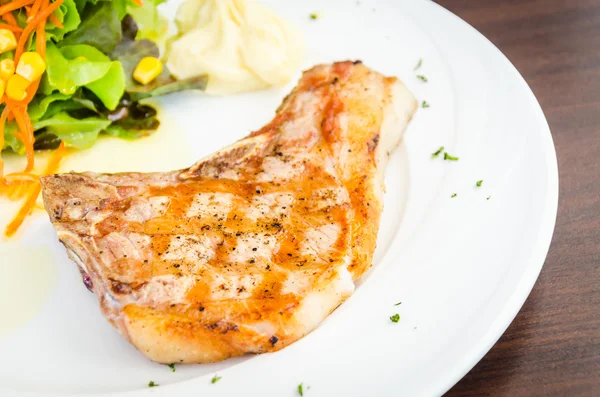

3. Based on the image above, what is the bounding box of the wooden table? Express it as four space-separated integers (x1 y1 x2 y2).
434 0 600 395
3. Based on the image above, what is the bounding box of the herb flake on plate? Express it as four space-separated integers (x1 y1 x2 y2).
432 146 444 158
298 383 309 396
211 375 222 384
414 58 423 71
390 313 400 323
443 152 459 161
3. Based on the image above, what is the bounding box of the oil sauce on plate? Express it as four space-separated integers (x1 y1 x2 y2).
0 245 57 335
59 109 195 174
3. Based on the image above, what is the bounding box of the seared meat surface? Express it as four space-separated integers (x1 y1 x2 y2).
41 61 417 363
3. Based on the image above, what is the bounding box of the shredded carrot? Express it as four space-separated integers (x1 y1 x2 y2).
5 101 34 172
1 11 18 27
35 2 49 58
4 142 66 237
0 23 23 32
0 182 35 201
0 0 35 17
3 172 39 183
0 107 8 179
1 0 70 237
24 77 41 103
30 0 43 18
15 0 63 64
4 0 62 170
132 0 143 6
48 12 61 28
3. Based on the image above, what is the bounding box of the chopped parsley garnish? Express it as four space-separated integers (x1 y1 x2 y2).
298 383 305 396
390 313 400 323
148 381 158 388
451 193 457 198
414 58 423 71
416 75 428 82
487 195 491 200
310 12 319 20
211 375 222 384
476 180 483 187
394 302 402 306
422 100 430 108
432 146 444 158
167 363 175 372
443 152 459 161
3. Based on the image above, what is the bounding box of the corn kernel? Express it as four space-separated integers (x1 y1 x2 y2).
6 74 30 101
0 59 14 80
0 79 5 99
0 29 16 54
16 52 46 82
133 57 163 85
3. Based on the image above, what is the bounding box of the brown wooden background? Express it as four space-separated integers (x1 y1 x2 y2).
433 0 600 396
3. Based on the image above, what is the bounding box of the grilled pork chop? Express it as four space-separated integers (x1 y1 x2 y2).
41 61 417 364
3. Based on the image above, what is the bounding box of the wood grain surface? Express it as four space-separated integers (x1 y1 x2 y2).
433 0 600 396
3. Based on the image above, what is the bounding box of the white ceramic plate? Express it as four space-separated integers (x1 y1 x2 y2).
0 0 558 396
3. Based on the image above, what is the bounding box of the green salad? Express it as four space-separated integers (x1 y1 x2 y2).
1 0 207 155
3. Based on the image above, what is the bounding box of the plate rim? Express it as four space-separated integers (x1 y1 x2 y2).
425 1 559 395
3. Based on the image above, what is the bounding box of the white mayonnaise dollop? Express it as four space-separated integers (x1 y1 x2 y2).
167 0 304 95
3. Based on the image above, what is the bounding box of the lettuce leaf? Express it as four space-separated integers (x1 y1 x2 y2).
85 62 125 110
126 0 167 42
33 112 111 149
111 36 159 91
60 43 110 61
28 93 73 120
59 1 122 53
129 75 208 101
61 44 126 110
45 0 81 42
44 43 77 95
45 43 125 110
